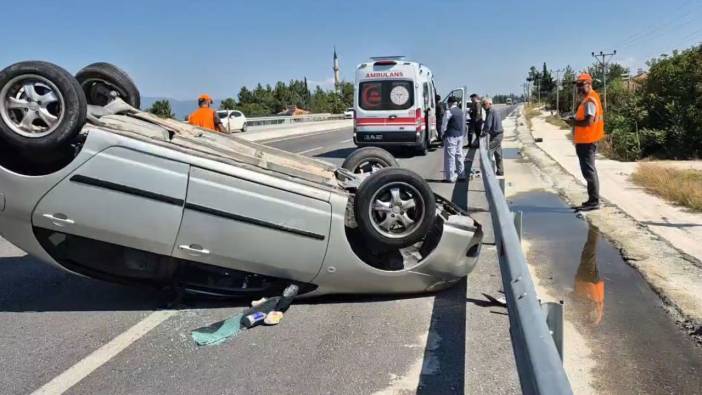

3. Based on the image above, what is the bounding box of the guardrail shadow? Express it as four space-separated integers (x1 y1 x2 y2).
417 277 467 394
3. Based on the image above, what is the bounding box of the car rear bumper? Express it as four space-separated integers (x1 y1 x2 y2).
353 131 423 147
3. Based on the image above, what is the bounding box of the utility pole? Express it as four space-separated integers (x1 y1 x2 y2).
591 50 616 112
554 68 563 115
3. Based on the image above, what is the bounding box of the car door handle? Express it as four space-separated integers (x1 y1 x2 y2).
178 244 210 256
43 213 75 226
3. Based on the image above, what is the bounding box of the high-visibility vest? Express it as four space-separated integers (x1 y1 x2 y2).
574 90 605 144
188 107 217 131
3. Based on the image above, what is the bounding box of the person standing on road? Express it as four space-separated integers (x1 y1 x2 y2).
469 94 485 148
481 98 504 176
188 94 226 133
441 96 466 182
567 73 604 211
435 94 445 143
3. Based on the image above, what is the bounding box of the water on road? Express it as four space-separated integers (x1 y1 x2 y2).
510 190 702 394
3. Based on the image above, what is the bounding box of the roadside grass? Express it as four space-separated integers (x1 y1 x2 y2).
524 104 541 130
544 115 569 130
631 163 702 212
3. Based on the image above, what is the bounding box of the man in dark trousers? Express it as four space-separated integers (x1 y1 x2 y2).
567 73 605 211
468 93 484 147
435 94 445 143
481 98 504 175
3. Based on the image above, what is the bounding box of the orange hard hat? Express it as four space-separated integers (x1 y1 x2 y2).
198 94 213 103
576 73 593 83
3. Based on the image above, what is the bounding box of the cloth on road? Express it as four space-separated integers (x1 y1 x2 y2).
488 133 504 175
576 142 600 203
444 135 466 181
191 313 244 346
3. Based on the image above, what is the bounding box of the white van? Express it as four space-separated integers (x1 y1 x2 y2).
353 57 438 155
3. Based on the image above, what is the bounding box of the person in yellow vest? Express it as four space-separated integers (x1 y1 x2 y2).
568 73 605 211
188 94 226 133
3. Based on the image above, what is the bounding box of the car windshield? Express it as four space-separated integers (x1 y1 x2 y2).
358 80 414 111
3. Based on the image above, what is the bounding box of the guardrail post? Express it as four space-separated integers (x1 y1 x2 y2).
540 301 565 361
512 210 523 241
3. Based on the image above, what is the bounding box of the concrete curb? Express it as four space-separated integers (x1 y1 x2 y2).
514 106 702 343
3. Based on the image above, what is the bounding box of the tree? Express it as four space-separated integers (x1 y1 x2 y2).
147 100 175 118
220 98 237 110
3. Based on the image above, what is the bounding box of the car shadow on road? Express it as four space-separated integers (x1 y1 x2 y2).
317 146 426 161
315 147 357 159
0 254 433 312
0 255 169 312
417 277 467 394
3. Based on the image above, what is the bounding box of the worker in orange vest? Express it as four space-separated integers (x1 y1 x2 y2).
568 73 604 211
188 94 226 133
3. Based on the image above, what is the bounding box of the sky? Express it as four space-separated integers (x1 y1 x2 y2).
2 0 700 101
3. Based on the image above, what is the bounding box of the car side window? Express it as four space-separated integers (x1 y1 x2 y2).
422 82 429 109
232 112 242 118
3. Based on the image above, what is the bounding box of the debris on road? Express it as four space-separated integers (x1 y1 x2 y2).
191 313 244 346
191 284 300 345
264 311 284 325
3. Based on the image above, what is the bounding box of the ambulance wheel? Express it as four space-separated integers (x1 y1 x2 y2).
415 132 428 156
75 62 140 108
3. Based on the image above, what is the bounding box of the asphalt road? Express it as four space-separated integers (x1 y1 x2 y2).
0 107 520 394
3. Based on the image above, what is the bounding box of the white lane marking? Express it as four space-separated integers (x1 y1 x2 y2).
32 310 178 395
296 146 325 155
261 127 350 144
295 138 355 155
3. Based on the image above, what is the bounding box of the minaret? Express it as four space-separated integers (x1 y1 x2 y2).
333 46 340 93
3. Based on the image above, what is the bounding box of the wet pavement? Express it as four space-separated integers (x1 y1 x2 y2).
510 190 702 394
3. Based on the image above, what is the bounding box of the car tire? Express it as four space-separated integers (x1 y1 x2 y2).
342 147 398 174
241 123 247 133
0 61 87 153
75 62 141 108
355 168 436 250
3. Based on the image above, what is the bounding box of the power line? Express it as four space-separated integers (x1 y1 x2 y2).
615 0 698 49
591 50 616 113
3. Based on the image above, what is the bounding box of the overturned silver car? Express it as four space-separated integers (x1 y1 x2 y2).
0 61 482 297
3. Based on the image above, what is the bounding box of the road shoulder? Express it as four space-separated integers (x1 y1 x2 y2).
517 108 702 342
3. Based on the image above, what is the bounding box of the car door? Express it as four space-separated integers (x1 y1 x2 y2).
229 111 244 130
32 147 188 256
172 167 331 282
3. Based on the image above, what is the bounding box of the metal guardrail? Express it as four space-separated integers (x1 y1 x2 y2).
246 113 347 128
479 118 573 394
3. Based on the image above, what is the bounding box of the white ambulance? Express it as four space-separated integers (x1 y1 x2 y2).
353 57 439 155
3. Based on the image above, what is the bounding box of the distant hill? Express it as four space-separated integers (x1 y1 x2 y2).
141 97 223 120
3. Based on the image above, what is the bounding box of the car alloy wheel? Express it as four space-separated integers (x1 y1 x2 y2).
0 74 64 138
354 159 387 174
368 181 424 239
